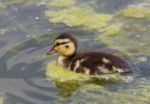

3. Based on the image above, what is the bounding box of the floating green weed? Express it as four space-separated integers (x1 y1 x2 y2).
0 97 3 104
65 84 150 104
45 6 112 30
121 6 150 19
47 62 119 83
98 23 150 61
45 7 92 27
101 23 122 36
48 0 76 8
46 62 120 98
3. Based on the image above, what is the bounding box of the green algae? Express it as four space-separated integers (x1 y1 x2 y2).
99 34 150 60
2 0 33 6
48 0 76 8
45 7 112 30
98 22 150 61
45 7 92 27
4 0 27 5
47 62 121 98
0 4 6 10
101 23 122 36
47 62 119 82
83 14 112 30
56 81 104 98
121 6 150 19
0 29 7 36
97 4 150 61
0 97 3 104
2 0 46 6
104 90 150 104
66 84 150 104
46 62 121 88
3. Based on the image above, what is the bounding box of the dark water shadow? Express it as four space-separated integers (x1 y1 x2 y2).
137 59 150 78
23 90 55 102
0 41 7 48
0 34 52 78
0 34 59 103
94 0 134 13
6 93 36 104
0 57 46 78
54 75 120 99
23 79 56 92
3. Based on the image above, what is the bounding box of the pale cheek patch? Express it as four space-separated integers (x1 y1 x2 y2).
55 42 75 56
54 47 58 50
102 57 111 64
64 42 75 55
56 45 68 54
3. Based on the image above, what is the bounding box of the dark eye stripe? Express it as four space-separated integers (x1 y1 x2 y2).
55 41 70 47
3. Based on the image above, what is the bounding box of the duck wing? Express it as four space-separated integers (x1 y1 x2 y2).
71 52 131 75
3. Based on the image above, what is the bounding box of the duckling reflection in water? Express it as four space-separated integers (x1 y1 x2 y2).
47 33 131 75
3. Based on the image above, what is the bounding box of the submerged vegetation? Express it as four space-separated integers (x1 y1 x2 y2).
0 97 3 104
45 7 92 27
98 24 150 60
48 0 76 8
100 23 122 36
83 14 112 30
121 5 150 19
68 85 150 104
45 7 112 30
48 62 150 102
46 62 120 97
46 62 119 83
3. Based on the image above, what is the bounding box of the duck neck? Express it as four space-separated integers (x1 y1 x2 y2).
57 52 76 68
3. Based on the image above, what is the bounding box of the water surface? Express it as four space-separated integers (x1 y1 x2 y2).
0 0 150 104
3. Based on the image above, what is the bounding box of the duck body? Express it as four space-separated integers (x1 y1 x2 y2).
47 33 131 75
58 51 130 75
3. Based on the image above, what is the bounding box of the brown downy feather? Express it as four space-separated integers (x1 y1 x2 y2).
63 51 131 75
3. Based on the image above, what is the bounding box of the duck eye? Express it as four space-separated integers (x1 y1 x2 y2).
65 45 69 48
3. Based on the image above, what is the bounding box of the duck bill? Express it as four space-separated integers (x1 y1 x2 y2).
46 48 56 56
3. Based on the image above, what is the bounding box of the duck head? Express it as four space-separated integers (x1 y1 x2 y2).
47 33 77 57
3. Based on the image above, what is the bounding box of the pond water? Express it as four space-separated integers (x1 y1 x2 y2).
0 0 150 104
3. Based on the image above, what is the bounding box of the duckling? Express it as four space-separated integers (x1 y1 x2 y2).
46 32 131 75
